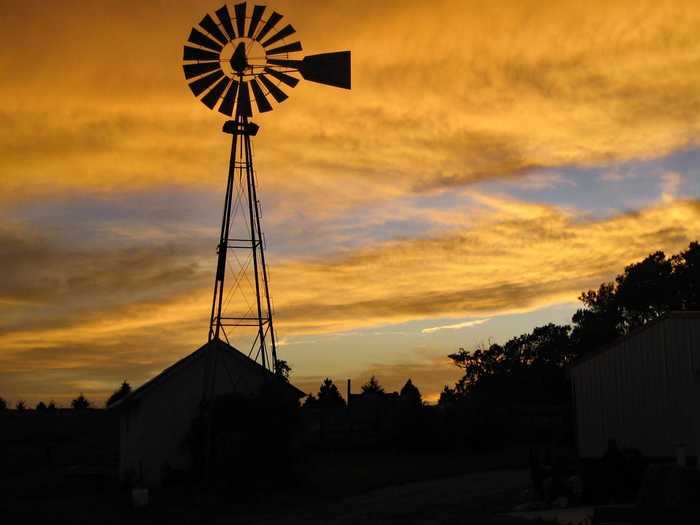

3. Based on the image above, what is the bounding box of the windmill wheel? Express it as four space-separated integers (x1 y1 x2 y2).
183 2 351 118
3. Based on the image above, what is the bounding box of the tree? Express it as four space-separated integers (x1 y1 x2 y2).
361 375 384 395
16 400 26 411
571 242 700 353
447 324 573 403
671 241 700 310
106 381 132 407
0 397 6 411
446 242 700 406
36 401 48 412
275 359 292 382
615 251 674 327
302 394 318 408
399 379 422 408
317 378 345 408
438 386 457 408
71 394 91 410
47 401 57 412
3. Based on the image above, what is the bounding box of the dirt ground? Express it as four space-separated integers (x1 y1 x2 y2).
230 469 531 524
2 413 540 524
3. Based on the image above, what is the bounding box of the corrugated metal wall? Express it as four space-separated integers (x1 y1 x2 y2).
571 314 700 458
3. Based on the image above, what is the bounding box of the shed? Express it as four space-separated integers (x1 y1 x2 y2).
111 338 304 486
570 311 700 459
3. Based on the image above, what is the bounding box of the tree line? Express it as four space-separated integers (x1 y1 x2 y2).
2 242 697 417
0 380 132 412
440 241 700 407
302 375 423 410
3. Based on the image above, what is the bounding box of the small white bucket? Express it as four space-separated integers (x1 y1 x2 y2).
132 488 149 508
675 443 687 467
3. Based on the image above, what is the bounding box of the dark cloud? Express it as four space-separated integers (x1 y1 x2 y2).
0 224 210 334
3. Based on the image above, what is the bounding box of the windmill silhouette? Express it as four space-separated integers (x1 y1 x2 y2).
183 2 351 374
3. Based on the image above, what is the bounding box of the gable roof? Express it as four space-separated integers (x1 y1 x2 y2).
109 338 304 410
569 310 700 369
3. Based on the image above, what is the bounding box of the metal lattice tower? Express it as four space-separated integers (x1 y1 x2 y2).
208 113 277 369
183 2 351 373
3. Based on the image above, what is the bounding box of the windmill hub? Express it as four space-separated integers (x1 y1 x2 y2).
230 42 249 73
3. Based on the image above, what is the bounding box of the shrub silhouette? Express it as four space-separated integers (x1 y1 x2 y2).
186 381 301 489
275 359 292 382
0 397 6 411
16 400 26 411
302 393 317 408
361 375 384 395
36 401 48 412
71 394 91 410
399 379 422 408
317 378 345 408
106 381 132 407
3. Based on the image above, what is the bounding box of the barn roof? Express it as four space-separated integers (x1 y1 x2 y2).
569 310 700 369
109 338 304 410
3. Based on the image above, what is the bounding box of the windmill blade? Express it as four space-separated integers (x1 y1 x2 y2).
215 5 236 40
199 14 229 46
259 74 288 103
183 46 220 62
261 24 295 48
266 41 302 56
188 27 223 52
255 12 283 43
219 80 239 116
183 61 221 80
248 5 266 38
202 77 232 109
250 79 273 113
189 69 225 96
234 3 247 38
300 51 351 89
264 67 299 88
267 58 302 69
237 81 253 117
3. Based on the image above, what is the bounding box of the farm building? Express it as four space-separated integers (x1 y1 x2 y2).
570 311 700 459
111 338 304 486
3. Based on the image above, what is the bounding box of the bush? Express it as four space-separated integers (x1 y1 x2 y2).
106 381 132 407
71 394 91 410
185 381 301 490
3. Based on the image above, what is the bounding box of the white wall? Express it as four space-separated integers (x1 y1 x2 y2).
119 344 271 486
571 315 700 458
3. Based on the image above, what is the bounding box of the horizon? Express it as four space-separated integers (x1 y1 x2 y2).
2 0 700 406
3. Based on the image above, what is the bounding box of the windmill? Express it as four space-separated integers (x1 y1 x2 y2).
183 3 351 374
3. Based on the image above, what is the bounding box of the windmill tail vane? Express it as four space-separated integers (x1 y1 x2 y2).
183 2 351 373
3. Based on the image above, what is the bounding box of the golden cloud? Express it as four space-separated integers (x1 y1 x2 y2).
3 1 700 404
1 197 697 404
271 198 700 334
3 1 700 212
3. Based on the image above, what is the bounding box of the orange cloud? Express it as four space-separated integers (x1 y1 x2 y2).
1 197 697 404
271 198 700 334
3 1 700 213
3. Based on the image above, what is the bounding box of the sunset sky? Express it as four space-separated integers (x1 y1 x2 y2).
1 0 699 405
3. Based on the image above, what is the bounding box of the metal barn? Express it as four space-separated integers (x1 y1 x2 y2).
570 312 700 459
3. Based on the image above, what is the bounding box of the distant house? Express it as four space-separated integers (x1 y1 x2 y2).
111 339 304 486
570 312 700 459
